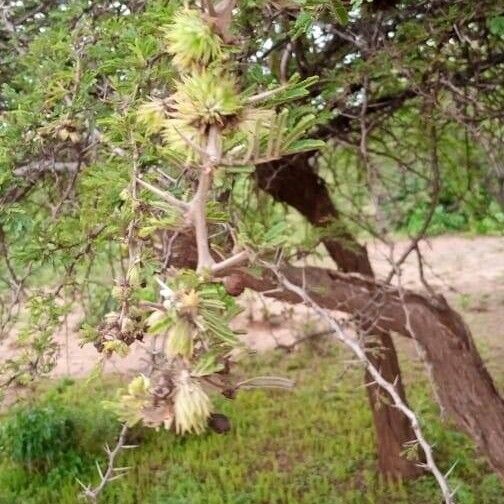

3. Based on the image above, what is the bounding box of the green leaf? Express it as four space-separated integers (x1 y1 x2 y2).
282 114 319 149
330 0 349 25
224 164 255 174
264 75 319 107
200 308 238 345
292 11 314 39
263 221 289 246
146 310 173 334
488 16 504 37
285 138 325 155
191 352 224 377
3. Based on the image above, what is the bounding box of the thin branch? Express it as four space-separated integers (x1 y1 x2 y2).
172 126 210 159
191 171 214 272
266 263 456 504
79 424 131 502
136 177 189 211
384 108 441 285
211 250 249 274
189 125 221 272
246 82 290 105
275 328 336 352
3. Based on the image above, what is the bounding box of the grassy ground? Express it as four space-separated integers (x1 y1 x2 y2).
1 342 503 504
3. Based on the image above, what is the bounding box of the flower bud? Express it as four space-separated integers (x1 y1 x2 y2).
179 289 199 316
173 371 212 435
127 264 141 288
166 318 195 358
128 374 151 397
103 339 130 357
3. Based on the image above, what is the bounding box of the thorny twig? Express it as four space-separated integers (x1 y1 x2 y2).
78 424 136 502
265 262 457 504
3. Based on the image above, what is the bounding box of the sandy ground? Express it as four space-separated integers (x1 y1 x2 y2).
2 235 503 381
241 235 504 355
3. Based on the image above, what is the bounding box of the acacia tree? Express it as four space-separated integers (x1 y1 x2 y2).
1 0 504 499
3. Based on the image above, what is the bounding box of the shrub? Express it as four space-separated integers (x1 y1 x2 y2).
0 404 78 472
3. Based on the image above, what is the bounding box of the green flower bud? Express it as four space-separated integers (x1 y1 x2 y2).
166 318 195 358
103 339 130 357
128 374 151 397
169 70 242 129
137 99 167 134
104 374 151 427
164 9 223 71
119 188 130 201
174 371 212 435
127 264 141 288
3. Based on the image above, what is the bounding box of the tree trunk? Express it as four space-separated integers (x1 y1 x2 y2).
256 157 424 479
237 264 504 480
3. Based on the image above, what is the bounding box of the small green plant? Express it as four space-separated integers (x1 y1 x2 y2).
0 404 77 473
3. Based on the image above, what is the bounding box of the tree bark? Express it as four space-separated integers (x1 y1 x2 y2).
237 264 504 480
256 157 424 478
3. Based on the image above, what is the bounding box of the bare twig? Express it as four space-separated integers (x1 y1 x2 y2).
211 250 249 274
136 177 189 211
266 262 456 504
275 328 336 352
79 424 133 501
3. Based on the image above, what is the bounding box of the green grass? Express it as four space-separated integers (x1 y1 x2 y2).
0 347 503 504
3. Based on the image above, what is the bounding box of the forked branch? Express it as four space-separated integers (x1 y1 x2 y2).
78 424 136 502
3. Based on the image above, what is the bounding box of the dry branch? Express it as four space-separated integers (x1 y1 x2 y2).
78 424 134 502
270 265 455 503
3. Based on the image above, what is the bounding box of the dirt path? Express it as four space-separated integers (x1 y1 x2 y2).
369 235 504 379
370 235 504 295
2 235 503 380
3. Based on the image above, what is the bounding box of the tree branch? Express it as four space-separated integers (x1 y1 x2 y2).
136 177 189 211
79 424 134 502
189 125 221 272
211 250 249 274
77 424 136 502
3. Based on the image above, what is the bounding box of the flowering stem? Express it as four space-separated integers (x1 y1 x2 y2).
190 125 221 272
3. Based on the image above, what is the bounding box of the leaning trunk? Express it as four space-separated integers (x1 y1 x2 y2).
257 158 423 478
166 229 504 480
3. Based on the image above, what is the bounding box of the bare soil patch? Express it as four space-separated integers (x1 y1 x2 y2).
2 235 503 381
